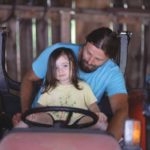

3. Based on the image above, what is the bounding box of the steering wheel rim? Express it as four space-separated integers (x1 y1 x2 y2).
22 106 98 129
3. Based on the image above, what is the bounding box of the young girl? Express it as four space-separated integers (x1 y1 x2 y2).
14 47 107 130
36 47 107 129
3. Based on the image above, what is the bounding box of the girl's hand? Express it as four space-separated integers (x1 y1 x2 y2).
96 112 107 122
93 112 108 131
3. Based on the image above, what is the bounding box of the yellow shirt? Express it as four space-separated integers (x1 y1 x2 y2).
38 81 97 124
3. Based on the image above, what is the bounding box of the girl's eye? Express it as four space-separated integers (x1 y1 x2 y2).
63 64 69 67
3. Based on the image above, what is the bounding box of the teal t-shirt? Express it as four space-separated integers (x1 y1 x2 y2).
32 42 127 106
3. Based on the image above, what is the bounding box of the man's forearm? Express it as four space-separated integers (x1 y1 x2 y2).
20 69 41 113
20 77 34 113
107 109 128 140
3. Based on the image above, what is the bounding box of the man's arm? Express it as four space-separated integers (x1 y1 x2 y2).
20 68 41 113
107 93 128 140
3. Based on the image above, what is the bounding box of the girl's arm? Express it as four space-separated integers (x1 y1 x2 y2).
89 102 108 130
88 102 100 113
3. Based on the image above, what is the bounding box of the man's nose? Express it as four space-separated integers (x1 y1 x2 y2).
87 57 94 65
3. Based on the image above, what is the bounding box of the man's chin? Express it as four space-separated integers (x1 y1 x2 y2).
78 60 98 73
80 65 97 73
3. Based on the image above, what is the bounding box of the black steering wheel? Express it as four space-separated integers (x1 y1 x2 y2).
22 106 98 129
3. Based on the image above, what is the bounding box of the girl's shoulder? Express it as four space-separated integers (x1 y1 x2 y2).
78 80 91 89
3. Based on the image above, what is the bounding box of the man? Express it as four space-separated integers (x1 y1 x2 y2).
19 27 128 140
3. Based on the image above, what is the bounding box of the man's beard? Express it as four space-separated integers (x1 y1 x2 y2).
78 58 98 73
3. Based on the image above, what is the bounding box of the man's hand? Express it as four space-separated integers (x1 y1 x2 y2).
12 113 22 127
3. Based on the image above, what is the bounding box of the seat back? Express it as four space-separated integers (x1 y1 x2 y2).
118 31 131 74
99 31 131 120
0 28 21 120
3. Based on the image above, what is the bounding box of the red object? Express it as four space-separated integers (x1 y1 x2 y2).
0 129 121 150
128 89 146 150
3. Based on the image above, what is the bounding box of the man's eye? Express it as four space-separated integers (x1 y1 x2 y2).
95 58 101 61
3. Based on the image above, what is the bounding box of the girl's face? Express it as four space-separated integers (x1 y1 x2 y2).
55 55 71 84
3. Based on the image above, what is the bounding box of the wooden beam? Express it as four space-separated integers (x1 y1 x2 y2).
60 10 71 42
0 5 150 19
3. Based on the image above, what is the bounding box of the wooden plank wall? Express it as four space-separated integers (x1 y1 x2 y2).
0 0 150 90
